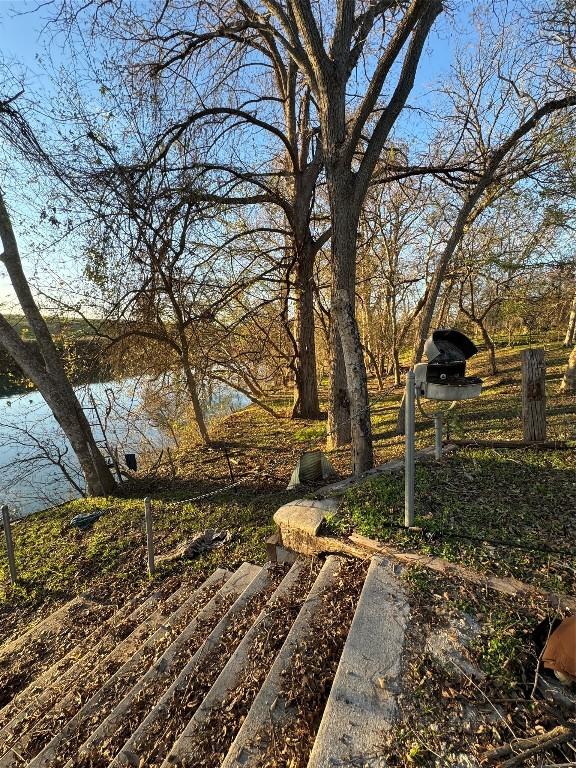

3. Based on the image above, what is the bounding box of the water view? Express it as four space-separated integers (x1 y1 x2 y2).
0 381 248 517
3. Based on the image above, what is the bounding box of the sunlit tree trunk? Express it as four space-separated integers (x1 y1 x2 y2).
291 233 321 419
564 289 576 347
476 319 498 375
561 344 576 393
327 178 373 473
327 314 351 448
0 193 116 496
179 335 211 445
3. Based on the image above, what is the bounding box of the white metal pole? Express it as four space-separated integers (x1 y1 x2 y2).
434 413 443 460
404 371 415 527
2 505 17 585
144 497 155 577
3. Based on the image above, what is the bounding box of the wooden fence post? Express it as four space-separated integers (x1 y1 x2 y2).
144 497 155 577
521 348 547 442
2 505 17 585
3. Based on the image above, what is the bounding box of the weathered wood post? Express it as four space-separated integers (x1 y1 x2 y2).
521 348 547 442
2 505 17 585
144 497 155 577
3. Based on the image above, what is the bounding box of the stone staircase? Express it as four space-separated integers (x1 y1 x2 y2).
0 556 408 767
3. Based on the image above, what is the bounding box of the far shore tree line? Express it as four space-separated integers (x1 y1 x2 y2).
0 329 111 397
0 0 575 496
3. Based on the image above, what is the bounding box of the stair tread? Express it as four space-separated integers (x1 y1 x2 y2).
71 563 265 767
0 568 232 767
0 597 88 664
0 597 113 716
100 561 274 768
307 556 409 768
25 565 252 768
219 555 343 768
0 578 199 744
155 558 311 768
0 553 407 768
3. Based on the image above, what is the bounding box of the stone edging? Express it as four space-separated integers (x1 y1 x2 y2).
272 498 576 614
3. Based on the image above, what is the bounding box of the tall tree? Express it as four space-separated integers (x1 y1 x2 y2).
0 88 118 496
64 0 445 474
267 0 443 473
393 10 576 431
67 3 329 420
0 190 116 495
564 289 576 347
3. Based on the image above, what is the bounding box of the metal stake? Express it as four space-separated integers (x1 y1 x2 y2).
2 505 17 585
434 413 443 460
144 497 155 577
404 371 415 527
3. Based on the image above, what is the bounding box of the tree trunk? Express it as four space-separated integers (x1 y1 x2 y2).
0 194 116 496
291 237 321 419
561 343 576 394
327 319 351 447
178 330 211 445
38 380 117 495
564 289 576 347
438 280 454 327
183 364 211 445
392 346 402 386
0 317 116 495
365 346 384 389
332 287 374 474
389 291 402 386
477 320 497 374
327 179 373 474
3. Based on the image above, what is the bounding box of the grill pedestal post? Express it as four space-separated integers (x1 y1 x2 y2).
404 371 415 527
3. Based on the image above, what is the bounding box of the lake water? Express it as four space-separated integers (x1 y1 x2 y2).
0 380 248 517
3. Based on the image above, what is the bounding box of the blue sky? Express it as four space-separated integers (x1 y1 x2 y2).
1 1 53 79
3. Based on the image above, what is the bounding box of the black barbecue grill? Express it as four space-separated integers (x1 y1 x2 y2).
415 329 483 400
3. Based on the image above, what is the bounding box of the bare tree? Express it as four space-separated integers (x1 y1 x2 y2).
564 289 576 347
0 188 116 495
59 2 330 420
392 11 576 431
455 195 565 374
358 175 438 386
64 0 445 473
561 345 576 393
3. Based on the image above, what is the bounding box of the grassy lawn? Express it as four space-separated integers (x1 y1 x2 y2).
327 339 576 596
338 447 576 593
0 337 574 642
0 482 302 644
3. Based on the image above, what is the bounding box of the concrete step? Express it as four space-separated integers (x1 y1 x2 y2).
24 564 258 768
0 553 413 768
160 557 313 768
0 596 87 664
69 563 270 767
102 563 292 766
219 555 344 768
0 594 143 734
307 556 409 768
0 577 199 747
0 597 114 713
0 567 233 767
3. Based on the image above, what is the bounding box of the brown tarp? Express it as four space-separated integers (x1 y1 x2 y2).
543 616 576 680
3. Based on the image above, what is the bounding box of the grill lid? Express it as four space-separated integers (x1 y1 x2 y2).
424 329 478 364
